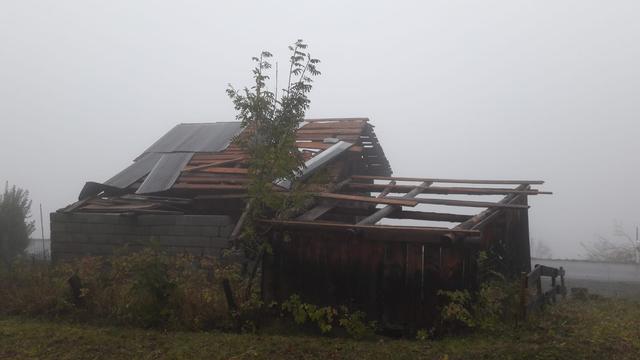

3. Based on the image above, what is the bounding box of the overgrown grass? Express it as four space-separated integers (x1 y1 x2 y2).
1 298 639 359
0 250 251 331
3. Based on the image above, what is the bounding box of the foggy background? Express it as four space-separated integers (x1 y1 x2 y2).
1 0 638 259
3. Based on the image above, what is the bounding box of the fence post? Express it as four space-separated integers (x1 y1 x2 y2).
535 266 543 308
551 275 557 303
519 272 528 320
559 266 566 299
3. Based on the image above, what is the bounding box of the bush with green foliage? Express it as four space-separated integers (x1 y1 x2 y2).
437 290 475 332
280 295 376 339
0 249 250 330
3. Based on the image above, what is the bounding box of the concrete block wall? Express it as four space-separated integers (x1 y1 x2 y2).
50 212 234 261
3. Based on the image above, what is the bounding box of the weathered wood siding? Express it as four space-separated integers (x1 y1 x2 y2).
263 202 531 329
50 213 233 261
263 232 478 329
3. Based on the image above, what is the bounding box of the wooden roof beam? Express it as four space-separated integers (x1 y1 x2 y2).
328 207 473 223
260 219 480 244
357 181 431 225
313 193 419 207
348 183 551 195
456 185 529 230
384 196 529 209
351 175 544 185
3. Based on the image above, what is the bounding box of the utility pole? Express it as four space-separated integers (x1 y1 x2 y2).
636 225 639 265
39 204 46 260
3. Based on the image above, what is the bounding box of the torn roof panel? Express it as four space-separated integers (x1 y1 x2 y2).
139 122 243 157
104 153 163 188
136 152 194 194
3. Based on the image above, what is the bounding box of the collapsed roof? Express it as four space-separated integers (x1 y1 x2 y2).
60 117 549 241
65 118 392 213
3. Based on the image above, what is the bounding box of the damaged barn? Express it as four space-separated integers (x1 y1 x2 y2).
51 117 549 328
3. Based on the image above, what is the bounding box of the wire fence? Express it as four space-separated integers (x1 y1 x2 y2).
25 238 51 262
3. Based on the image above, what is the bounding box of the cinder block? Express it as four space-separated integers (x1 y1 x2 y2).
211 236 232 248
158 235 211 248
218 225 233 237
176 215 231 227
196 226 219 236
50 222 67 232
137 215 178 226
50 212 72 223
117 215 139 226
146 225 178 236
82 213 122 224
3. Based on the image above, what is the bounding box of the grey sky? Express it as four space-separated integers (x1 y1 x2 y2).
1 0 638 258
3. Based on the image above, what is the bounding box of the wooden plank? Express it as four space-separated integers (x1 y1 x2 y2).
300 121 365 129
385 196 530 209
351 175 545 185
357 181 431 225
60 196 94 213
296 201 337 221
289 178 352 220
455 186 528 230
178 176 249 184
348 183 550 195
183 157 245 172
376 180 397 198
190 154 248 161
314 193 419 207
172 184 247 190
178 173 248 180
295 134 361 142
303 117 368 123
194 194 248 200
391 210 472 223
295 141 363 152
297 128 363 135
198 167 249 175
325 207 472 223
260 219 480 243
538 265 559 277
526 265 543 285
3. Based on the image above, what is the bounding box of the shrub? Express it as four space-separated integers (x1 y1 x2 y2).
474 280 521 331
437 290 475 333
0 259 73 316
0 249 249 331
280 295 376 339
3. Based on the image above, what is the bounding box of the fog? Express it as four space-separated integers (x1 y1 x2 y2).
1 1 639 258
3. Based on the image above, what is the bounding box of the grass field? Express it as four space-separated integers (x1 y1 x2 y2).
1 298 639 360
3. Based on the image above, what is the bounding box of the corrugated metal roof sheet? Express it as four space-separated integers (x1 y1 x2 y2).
104 153 162 188
138 122 243 158
106 122 243 190
136 152 194 194
275 140 353 189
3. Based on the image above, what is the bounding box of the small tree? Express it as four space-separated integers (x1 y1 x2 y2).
227 40 320 258
0 183 35 266
582 221 640 263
